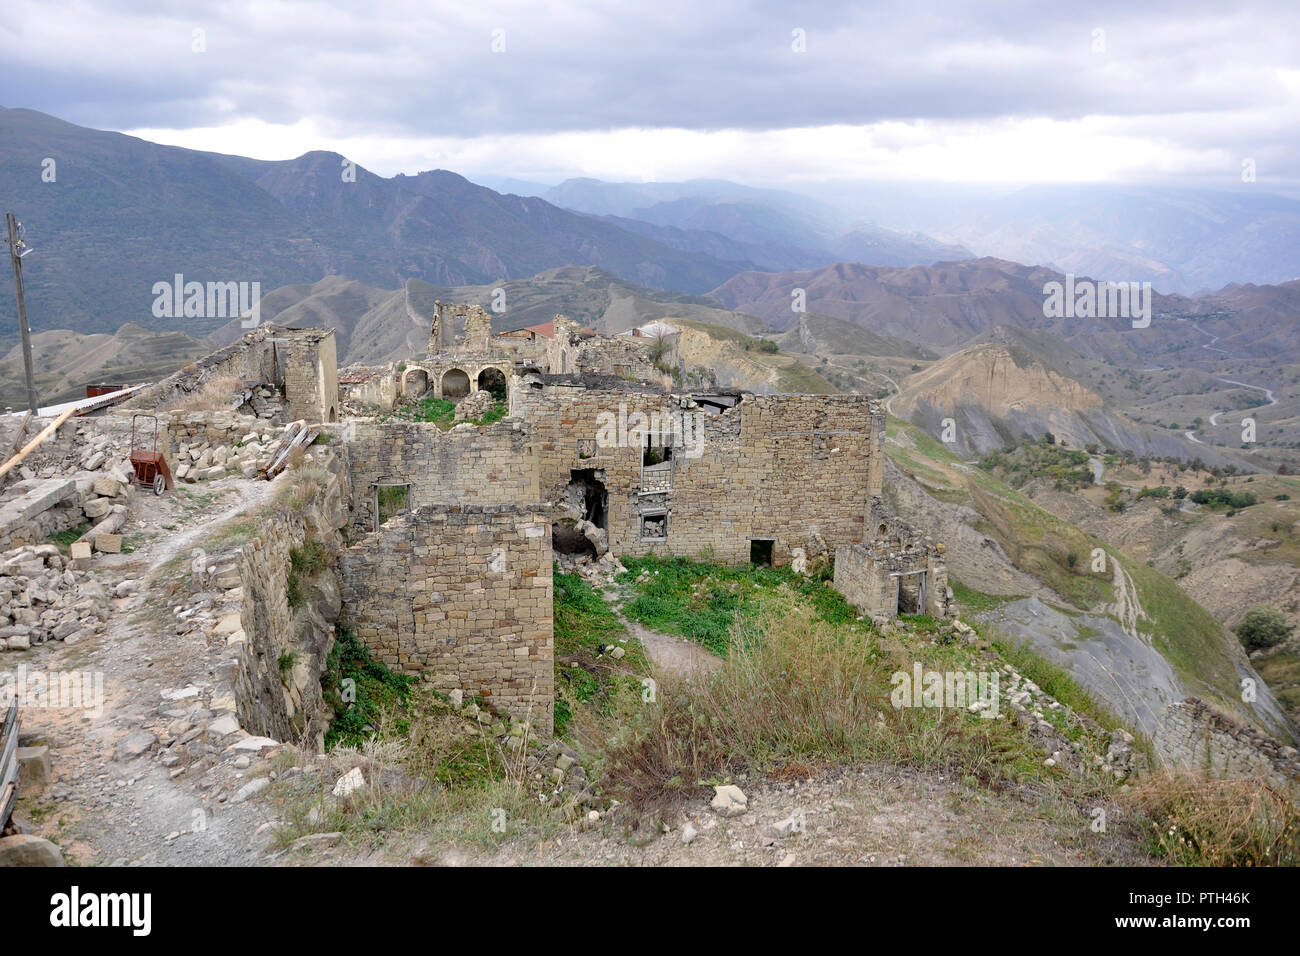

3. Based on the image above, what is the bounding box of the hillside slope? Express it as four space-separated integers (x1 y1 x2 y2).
881 416 1293 742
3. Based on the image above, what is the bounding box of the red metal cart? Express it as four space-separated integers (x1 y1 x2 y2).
129 414 174 495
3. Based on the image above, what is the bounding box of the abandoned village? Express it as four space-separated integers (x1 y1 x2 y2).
0 301 1295 867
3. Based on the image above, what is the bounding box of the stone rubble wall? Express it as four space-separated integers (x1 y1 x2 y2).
120 325 284 413
339 365 400 411
0 542 111 652
340 419 538 538
164 411 281 484
1154 698 1300 788
338 504 554 734
189 449 351 750
0 415 139 487
0 463 135 559
833 539 953 621
513 385 884 565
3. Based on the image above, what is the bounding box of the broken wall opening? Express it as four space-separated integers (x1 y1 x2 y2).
640 510 668 541
750 538 774 566
567 469 607 529
554 469 607 558
403 369 429 398
477 367 508 400
374 483 411 531
894 570 926 615
641 433 674 492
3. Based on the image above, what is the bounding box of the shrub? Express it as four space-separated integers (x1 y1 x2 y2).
322 627 414 750
286 539 333 608
601 602 1033 808
1235 605 1293 652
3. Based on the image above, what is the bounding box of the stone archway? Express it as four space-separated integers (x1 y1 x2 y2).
402 367 430 398
441 367 471 399
477 366 507 400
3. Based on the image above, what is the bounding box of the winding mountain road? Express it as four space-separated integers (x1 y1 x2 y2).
1184 375 1278 445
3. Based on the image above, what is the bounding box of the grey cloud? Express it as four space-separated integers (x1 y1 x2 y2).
2 0 1297 166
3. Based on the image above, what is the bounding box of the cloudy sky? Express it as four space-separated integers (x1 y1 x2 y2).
3 0 1298 186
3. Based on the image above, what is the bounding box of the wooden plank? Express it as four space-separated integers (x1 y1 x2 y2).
0 698 18 828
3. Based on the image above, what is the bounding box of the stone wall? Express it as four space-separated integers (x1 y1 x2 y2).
339 365 400 411
513 384 885 565
121 325 283 413
1154 698 1300 788
222 450 350 748
284 329 339 424
0 414 139 487
544 315 664 381
833 539 953 621
119 324 336 425
338 504 554 733
398 359 512 401
429 301 493 354
339 419 538 538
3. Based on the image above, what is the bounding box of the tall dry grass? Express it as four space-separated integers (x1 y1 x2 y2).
163 372 245 413
1127 772 1300 866
600 603 1036 809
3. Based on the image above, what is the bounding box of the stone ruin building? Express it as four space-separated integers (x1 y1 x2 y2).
0 307 952 743
3 301 1297 794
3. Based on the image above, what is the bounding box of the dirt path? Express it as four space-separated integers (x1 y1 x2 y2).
623 618 721 677
1102 558 1147 642
13 476 282 865
290 764 1149 868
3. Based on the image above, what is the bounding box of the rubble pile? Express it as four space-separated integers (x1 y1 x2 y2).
0 543 114 651
173 430 274 483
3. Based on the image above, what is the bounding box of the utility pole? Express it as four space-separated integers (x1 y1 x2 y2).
5 212 39 416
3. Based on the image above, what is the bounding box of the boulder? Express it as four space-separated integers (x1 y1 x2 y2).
0 835 65 867
710 784 748 817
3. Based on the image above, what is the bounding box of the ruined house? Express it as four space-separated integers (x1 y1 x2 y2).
313 305 954 730
0 306 953 739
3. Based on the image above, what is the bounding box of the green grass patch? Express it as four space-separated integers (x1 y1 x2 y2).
554 569 647 736
379 397 509 430
46 523 92 554
286 539 333 609
992 636 1130 737
949 577 1018 614
322 627 415 750
617 555 856 655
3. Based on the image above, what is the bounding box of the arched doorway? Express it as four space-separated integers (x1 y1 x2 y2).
477 366 507 400
402 368 429 398
441 368 471 399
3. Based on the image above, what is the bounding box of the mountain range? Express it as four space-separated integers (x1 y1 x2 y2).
0 107 757 342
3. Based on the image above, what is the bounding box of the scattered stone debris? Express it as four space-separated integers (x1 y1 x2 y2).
0 543 108 650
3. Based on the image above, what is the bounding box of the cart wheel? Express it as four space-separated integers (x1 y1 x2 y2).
152 474 166 496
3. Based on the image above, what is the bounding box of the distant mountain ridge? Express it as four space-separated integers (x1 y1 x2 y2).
0 107 754 342
540 176 973 272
